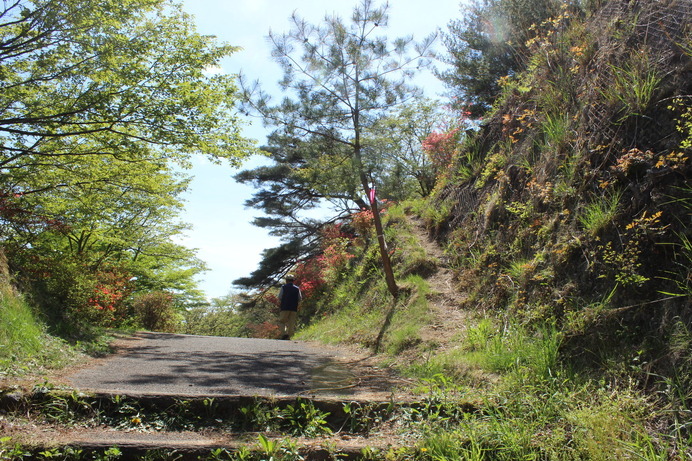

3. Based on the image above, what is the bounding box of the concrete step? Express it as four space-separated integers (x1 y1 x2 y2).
1 387 478 459
4 423 390 460
0 388 426 432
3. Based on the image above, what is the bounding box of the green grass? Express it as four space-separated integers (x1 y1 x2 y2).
607 54 662 122
579 189 623 236
0 287 43 352
410 318 563 384
406 363 667 460
542 112 571 151
298 201 690 459
384 275 431 355
0 285 45 371
0 280 95 377
297 265 391 346
300 206 437 354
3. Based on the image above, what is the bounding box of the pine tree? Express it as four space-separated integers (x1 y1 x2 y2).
240 0 435 298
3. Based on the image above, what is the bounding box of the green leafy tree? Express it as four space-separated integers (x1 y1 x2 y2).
235 99 446 288
183 292 257 337
0 0 251 168
0 0 252 237
233 128 368 287
439 0 562 114
0 0 253 325
366 98 446 197
240 0 435 297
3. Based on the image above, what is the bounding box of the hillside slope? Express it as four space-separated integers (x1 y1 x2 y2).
301 1 690 458
427 0 691 375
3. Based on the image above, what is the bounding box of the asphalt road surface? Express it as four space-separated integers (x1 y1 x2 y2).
67 332 345 397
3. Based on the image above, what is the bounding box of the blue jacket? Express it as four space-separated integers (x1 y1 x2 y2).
279 283 302 311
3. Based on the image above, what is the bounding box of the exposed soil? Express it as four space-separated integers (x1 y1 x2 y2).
405 216 472 353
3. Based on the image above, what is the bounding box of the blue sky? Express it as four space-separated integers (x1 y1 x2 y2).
177 0 464 299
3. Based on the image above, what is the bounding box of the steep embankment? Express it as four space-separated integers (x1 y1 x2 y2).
425 0 691 376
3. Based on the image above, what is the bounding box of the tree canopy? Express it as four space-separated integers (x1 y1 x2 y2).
238 0 436 295
0 0 253 327
438 0 563 114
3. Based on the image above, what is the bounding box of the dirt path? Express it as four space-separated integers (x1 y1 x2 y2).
406 216 471 350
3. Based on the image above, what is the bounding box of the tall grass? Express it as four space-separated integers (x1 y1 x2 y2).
0 283 44 371
542 113 571 151
413 369 665 460
606 53 661 122
0 272 79 375
460 320 562 382
579 189 623 236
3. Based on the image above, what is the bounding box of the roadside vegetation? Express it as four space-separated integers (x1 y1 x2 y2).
0 270 73 377
0 0 253 348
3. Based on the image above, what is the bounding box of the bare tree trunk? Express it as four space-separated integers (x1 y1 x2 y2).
353 144 399 299
369 191 399 299
353 63 398 300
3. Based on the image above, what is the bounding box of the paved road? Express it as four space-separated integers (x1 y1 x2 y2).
67 332 344 397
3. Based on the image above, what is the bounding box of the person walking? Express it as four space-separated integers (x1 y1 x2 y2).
277 274 302 340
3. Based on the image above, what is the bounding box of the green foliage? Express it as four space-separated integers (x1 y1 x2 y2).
669 97 692 149
439 0 563 114
368 98 447 198
252 434 303 461
476 152 507 189
0 0 252 334
298 274 388 346
341 402 389 435
278 400 332 437
0 253 81 375
0 285 43 366
384 276 431 355
405 375 665 460
300 206 438 352
660 232 692 298
541 113 572 152
0 0 251 166
131 291 180 333
578 189 622 236
0 438 31 460
283 2 691 459
238 0 435 293
603 50 662 123
183 295 250 338
418 431 482 460
426 319 563 383
238 399 331 438
417 196 453 228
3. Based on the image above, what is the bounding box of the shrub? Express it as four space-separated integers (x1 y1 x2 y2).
131 291 179 332
246 321 280 339
422 128 461 173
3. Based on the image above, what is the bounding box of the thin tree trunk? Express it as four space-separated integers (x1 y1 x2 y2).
369 190 399 299
353 59 398 300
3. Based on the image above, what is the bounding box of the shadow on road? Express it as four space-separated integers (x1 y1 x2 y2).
69 332 339 397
